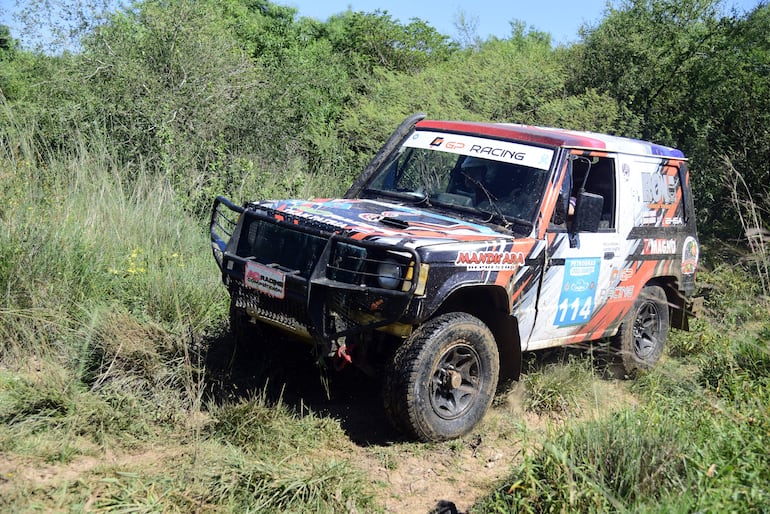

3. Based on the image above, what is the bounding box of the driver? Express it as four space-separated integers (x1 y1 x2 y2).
461 156 489 182
459 157 496 204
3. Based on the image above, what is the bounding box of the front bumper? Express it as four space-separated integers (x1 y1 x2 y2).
211 196 422 342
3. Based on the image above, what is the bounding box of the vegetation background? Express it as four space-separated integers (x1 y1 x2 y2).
1 0 768 511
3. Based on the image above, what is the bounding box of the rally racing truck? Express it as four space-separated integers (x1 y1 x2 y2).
210 113 700 442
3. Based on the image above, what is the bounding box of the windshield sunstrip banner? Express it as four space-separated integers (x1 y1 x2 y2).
406 130 555 171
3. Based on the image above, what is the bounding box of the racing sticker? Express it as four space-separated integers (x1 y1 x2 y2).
682 236 699 275
407 130 554 170
643 238 677 255
555 257 600 327
244 261 285 299
455 250 525 271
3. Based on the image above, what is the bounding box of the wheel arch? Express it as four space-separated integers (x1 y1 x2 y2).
646 275 689 330
431 284 522 381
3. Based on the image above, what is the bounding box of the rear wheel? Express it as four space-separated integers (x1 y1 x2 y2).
614 285 669 374
383 312 499 442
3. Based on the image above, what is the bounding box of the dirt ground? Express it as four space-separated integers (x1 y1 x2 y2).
212 337 635 513
0 337 634 514
326 379 631 513
350 402 539 513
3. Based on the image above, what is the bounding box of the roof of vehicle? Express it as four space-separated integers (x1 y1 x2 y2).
416 120 686 159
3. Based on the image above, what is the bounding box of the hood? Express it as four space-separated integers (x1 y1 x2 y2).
259 198 512 245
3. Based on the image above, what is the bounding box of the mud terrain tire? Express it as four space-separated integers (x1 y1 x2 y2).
614 285 669 375
383 312 499 442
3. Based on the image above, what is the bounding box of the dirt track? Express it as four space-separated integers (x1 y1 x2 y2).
207 336 634 513
0 336 632 514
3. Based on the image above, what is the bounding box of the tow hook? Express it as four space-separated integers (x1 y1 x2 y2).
332 339 354 371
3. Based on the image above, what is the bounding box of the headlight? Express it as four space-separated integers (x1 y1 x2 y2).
376 259 403 289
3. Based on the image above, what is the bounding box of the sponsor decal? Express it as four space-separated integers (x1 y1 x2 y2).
610 268 634 282
455 251 525 271
643 238 677 255
406 130 554 170
359 210 405 223
567 260 599 278
281 207 349 229
570 279 591 293
468 144 525 161
429 137 466 150
244 261 285 299
607 285 635 300
555 258 600 327
642 171 679 206
359 212 383 222
682 236 699 275
642 209 659 226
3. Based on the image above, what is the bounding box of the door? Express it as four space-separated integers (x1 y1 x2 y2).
526 152 623 350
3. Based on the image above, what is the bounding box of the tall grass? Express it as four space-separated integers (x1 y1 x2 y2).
1 124 224 340
725 157 770 296
0 113 374 512
521 353 597 417
0 114 214 454
474 264 770 513
0 120 224 419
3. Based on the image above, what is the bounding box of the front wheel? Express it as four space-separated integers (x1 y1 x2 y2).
613 285 670 375
383 313 499 442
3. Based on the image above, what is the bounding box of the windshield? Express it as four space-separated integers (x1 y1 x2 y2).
363 130 554 226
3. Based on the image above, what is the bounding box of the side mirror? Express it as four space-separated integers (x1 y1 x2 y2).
572 191 603 233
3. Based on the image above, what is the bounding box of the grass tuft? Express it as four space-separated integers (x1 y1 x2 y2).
522 354 596 417
207 392 343 455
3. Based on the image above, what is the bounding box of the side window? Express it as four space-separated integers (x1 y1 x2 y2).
572 156 616 230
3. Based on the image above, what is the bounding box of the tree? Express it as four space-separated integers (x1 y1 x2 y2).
15 0 115 53
322 9 456 76
77 0 264 212
572 0 770 237
338 23 627 172
0 24 20 100
681 3 770 237
453 10 480 50
217 0 298 59
574 0 724 145
0 25 16 56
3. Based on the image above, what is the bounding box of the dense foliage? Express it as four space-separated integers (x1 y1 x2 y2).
2 0 768 233
1 0 769 511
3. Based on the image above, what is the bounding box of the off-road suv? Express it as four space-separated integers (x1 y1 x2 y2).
210 113 700 442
